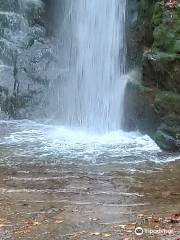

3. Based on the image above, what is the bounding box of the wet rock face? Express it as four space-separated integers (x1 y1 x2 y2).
124 82 180 151
0 0 52 119
126 0 141 68
123 81 160 136
124 0 180 151
142 2 180 94
154 93 180 151
143 52 180 93
155 117 180 151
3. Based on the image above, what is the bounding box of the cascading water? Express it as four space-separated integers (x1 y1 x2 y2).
0 0 161 167
50 0 127 133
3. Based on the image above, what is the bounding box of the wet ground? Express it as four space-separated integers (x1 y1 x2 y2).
0 120 179 239
0 160 179 240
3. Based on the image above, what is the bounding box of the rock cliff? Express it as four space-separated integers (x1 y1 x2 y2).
124 0 180 151
0 0 54 119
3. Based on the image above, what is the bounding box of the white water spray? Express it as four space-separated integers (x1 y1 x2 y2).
51 0 127 133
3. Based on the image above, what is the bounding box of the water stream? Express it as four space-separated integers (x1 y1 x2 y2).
49 0 127 132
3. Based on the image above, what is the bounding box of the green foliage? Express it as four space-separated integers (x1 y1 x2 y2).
152 2 163 27
152 4 180 53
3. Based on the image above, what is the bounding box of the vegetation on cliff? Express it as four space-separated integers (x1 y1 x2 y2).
124 0 180 151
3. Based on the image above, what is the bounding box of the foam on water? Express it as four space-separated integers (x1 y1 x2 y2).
0 120 162 165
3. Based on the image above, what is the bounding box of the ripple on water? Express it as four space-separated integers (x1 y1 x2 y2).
0 120 178 167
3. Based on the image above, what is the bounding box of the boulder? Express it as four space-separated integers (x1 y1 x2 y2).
124 80 180 151
155 114 180 151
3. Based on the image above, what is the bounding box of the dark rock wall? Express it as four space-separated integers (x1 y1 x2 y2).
0 0 53 119
127 0 141 69
124 0 180 151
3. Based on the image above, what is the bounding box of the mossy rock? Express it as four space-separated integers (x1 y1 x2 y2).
137 1 180 152
123 80 159 134
155 129 180 151
142 52 180 93
142 3 180 93
154 91 180 116
154 114 180 151
124 81 180 151
125 80 154 94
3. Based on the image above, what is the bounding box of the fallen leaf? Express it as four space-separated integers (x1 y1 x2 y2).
118 224 126 229
153 218 160 223
162 191 171 198
174 213 180 219
127 223 136 230
104 233 111 237
90 232 101 236
54 220 64 224
89 217 98 221
33 221 41 226
15 229 31 235
26 220 33 225
163 213 180 224
124 230 132 233
170 218 179 224
0 218 6 223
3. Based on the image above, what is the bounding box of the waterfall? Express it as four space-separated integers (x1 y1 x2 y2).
51 0 127 133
